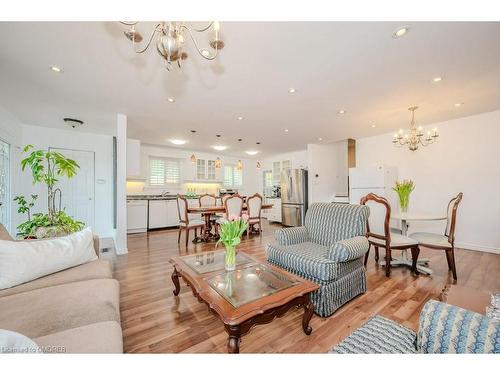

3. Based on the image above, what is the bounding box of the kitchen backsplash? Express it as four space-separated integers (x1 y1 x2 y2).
126 181 222 196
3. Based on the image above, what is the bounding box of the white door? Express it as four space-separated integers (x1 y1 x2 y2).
50 148 95 230
0 139 10 230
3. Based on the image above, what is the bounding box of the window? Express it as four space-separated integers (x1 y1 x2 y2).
149 157 180 186
224 165 243 188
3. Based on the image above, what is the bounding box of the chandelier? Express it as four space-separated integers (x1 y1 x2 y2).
120 21 224 70
393 106 439 151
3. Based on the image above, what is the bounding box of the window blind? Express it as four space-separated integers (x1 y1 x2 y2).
149 157 180 186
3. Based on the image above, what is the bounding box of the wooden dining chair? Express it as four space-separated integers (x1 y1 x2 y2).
246 193 263 239
176 195 205 247
199 193 217 207
216 194 244 227
409 193 463 280
360 193 420 277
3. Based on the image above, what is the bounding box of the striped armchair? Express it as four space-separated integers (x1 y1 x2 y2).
330 299 500 353
266 203 370 317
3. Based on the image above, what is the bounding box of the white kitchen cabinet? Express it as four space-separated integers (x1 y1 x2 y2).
166 199 179 227
265 197 282 223
127 200 148 233
126 139 142 178
148 200 169 229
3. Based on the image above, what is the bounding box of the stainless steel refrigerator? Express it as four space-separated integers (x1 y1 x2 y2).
280 169 308 226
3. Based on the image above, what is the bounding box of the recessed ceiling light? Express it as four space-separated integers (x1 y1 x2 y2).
49 65 63 73
318 137 323 141
338 109 346 114
216 134 221 138
170 139 186 145
454 102 463 107
288 88 296 94
245 150 259 156
432 76 443 83
392 26 409 39
213 145 227 151
371 124 376 128
238 139 242 142
237 116 244 121
190 130 196 133
167 97 175 103
256 142 261 145
284 129 289 133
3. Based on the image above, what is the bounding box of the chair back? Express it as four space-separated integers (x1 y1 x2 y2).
360 193 391 246
305 203 369 246
199 194 216 207
221 194 231 205
246 193 262 219
176 195 189 224
445 192 463 244
224 195 244 218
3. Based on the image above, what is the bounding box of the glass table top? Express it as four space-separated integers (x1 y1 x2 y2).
181 251 254 274
206 264 298 308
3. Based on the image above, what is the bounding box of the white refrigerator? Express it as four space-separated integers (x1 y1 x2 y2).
349 165 398 208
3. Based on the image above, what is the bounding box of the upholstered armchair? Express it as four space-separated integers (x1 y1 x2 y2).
266 203 370 317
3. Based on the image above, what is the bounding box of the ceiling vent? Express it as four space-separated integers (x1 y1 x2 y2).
63 118 84 129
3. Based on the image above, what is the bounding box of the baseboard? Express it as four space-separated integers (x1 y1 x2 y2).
455 242 500 254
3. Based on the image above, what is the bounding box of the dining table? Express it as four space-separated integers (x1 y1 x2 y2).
187 203 274 242
380 212 448 275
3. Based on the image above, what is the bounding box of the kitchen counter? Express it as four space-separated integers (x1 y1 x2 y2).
127 195 179 201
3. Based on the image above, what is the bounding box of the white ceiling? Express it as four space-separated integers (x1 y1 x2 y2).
0 22 499 158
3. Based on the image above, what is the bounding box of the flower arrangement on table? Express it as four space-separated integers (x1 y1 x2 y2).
216 214 249 271
393 179 415 213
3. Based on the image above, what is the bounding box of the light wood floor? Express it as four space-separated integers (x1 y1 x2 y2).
112 220 500 353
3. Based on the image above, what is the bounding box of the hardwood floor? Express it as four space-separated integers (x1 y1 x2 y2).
112 220 500 353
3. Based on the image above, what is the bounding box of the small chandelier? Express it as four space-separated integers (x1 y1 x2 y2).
236 160 243 170
393 106 439 151
120 21 224 71
190 154 197 164
215 157 222 169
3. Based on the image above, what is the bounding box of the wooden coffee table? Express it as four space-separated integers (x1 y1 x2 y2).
169 250 319 353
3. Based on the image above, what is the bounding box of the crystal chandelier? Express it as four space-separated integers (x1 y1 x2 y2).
393 106 439 151
120 21 224 70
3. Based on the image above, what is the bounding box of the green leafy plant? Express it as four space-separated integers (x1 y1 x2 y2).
216 214 249 269
14 145 83 239
393 180 415 213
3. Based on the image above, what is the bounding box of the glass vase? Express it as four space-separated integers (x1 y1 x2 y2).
399 194 410 213
224 245 236 272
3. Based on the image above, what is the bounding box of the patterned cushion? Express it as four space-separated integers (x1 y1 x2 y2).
266 242 362 282
328 236 370 262
305 203 369 246
275 226 310 246
330 315 417 353
417 300 500 353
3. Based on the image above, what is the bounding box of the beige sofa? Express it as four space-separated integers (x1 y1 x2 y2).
0 225 123 353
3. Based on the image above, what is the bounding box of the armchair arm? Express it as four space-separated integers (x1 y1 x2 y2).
274 226 310 246
327 236 369 262
417 300 500 354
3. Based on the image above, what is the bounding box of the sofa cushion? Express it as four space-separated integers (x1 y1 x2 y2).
0 259 112 298
330 315 417 353
0 278 120 338
0 227 97 290
33 321 123 353
267 242 363 282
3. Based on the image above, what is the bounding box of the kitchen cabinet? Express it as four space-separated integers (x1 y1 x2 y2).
127 139 143 179
149 199 180 229
166 200 179 227
272 160 291 186
127 200 148 233
264 197 282 223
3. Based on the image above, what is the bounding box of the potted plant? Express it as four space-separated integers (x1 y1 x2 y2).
393 179 415 213
15 145 84 239
216 214 249 271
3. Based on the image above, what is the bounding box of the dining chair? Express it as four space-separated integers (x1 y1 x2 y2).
177 195 205 247
199 193 217 207
246 193 263 239
360 193 420 277
409 193 463 280
216 194 244 227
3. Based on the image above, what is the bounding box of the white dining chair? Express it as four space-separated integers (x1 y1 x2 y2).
216 195 244 226
246 193 263 239
177 195 205 247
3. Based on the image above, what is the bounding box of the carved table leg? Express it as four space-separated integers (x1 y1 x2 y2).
171 269 181 296
225 325 241 354
302 297 314 335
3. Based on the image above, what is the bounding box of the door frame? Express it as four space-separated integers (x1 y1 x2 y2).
0 137 11 232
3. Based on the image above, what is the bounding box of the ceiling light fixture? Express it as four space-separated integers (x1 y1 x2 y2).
245 150 259 156
256 161 262 169
454 102 463 108
432 77 443 83
213 145 227 151
49 65 63 73
215 157 222 169
318 137 323 141
288 88 296 94
190 154 197 164
167 97 175 103
120 21 224 71
371 124 376 128
170 139 187 145
284 129 289 133
392 106 439 151
392 26 409 39
237 116 244 121
338 109 346 114
236 160 243 170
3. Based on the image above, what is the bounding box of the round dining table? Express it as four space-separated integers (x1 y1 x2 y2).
379 212 448 275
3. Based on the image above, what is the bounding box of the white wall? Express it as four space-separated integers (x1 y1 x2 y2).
127 144 260 197
307 144 337 204
356 110 500 253
19 124 115 241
